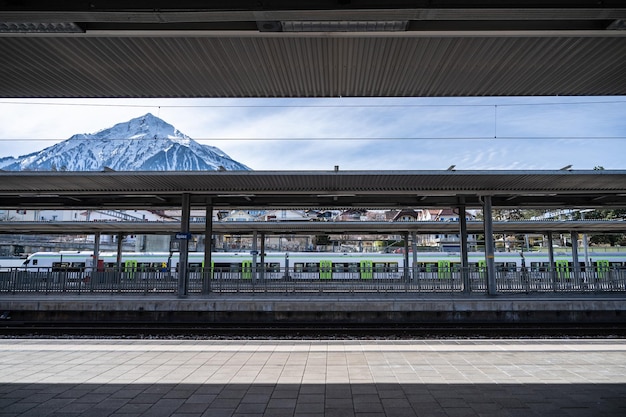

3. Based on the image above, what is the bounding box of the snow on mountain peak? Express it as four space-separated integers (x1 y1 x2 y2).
0 113 250 172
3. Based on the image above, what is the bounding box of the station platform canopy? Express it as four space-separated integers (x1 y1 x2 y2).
1 1 625 98
1 170 625 210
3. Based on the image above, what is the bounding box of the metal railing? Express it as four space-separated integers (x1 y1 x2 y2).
1 266 625 295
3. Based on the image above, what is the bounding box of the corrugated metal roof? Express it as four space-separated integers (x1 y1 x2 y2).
0 35 624 98
1 2 625 98
1 170 625 209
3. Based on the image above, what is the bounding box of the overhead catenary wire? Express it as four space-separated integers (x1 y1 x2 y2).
1 136 625 142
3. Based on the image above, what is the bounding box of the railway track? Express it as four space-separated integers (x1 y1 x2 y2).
2 322 625 339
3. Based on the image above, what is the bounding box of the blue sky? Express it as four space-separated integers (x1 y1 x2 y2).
0 96 625 171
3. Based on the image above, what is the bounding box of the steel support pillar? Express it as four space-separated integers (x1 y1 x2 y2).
203 205 213 294
483 195 497 295
178 193 190 298
411 232 418 284
571 231 581 284
260 233 266 281
403 232 410 281
458 201 470 293
92 232 100 269
116 233 123 271
547 231 556 291
252 231 258 281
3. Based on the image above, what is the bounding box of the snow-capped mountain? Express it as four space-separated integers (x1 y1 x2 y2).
0 113 251 171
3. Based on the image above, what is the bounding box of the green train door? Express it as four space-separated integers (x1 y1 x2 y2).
438 260 451 279
360 260 373 280
597 260 610 280
555 260 570 280
478 260 486 274
320 260 333 280
124 260 137 280
202 260 215 280
242 260 252 279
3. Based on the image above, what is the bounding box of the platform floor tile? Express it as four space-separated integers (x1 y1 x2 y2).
0 339 625 416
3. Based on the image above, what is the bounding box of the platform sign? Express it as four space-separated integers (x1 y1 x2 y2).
175 232 192 240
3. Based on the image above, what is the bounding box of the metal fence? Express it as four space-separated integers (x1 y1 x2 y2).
1 266 625 295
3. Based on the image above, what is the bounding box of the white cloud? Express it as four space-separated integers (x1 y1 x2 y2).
0 97 625 170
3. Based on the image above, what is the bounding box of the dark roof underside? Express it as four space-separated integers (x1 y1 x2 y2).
1 170 625 210
1 1 625 98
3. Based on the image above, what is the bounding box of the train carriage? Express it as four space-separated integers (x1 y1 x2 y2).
10 249 626 294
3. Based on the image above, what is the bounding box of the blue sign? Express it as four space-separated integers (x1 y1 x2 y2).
175 233 192 240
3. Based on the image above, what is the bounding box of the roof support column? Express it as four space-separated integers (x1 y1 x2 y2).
547 231 556 291
411 232 418 289
571 231 581 285
483 195 497 295
88 232 100 291
203 204 213 294
458 199 470 293
252 231 258 283
178 193 190 298
403 232 410 281
260 233 266 281
116 233 123 271
92 232 100 269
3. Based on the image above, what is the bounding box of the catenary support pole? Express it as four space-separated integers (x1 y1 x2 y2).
483 196 497 295
178 193 190 298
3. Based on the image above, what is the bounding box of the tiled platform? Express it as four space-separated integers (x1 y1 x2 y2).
1 339 625 416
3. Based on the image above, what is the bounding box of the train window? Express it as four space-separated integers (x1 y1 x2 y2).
374 262 386 272
305 262 319 273
52 262 84 272
32 259 38 266
495 262 516 271
333 262 347 272
252 262 280 272
188 262 203 272
52 262 70 272
293 262 318 272
260 262 280 272
388 262 398 272
138 262 155 271
424 262 437 272
332 262 360 273
214 262 240 272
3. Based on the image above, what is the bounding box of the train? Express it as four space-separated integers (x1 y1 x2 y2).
19 249 626 280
